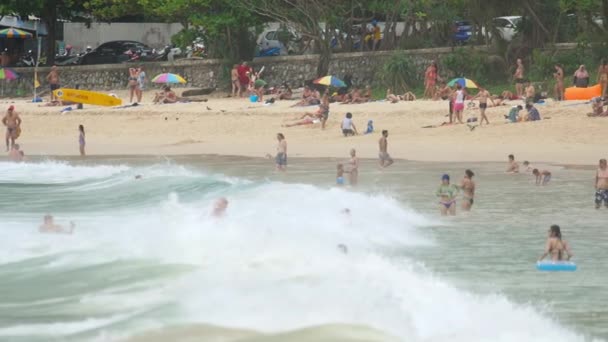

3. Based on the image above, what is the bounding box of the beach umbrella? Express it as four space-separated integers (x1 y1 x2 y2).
314 75 347 88
152 73 187 84
0 68 19 80
0 28 33 39
447 77 478 89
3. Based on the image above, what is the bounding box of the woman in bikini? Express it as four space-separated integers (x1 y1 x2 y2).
436 174 459 216
460 169 475 211
424 61 438 98
538 225 573 262
128 67 140 103
598 59 608 98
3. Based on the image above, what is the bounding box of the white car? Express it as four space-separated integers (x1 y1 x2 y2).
492 16 522 42
257 29 299 55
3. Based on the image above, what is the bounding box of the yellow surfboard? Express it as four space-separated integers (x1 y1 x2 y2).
53 88 122 107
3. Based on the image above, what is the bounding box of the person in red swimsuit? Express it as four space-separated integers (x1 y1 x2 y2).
237 62 252 97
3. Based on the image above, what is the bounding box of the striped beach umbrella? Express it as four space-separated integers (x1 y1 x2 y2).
314 75 347 88
447 77 478 89
0 28 33 39
152 73 187 84
0 68 19 80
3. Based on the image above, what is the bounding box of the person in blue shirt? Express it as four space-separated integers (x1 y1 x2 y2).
525 103 541 121
506 105 523 123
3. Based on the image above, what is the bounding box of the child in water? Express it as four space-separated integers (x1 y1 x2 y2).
336 163 345 185
533 168 551 185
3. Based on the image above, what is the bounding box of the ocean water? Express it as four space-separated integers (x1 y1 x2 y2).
0 156 606 342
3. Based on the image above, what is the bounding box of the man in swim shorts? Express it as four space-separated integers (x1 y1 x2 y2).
514 58 525 98
378 130 394 168
533 169 551 186
46 65 60 102
2 105 21 151
473 87 493 125
595 159 608 209
275 133 287 171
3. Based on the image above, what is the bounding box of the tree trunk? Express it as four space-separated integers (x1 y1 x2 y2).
602 0 608 30
316 37 331 77
44 0 57 66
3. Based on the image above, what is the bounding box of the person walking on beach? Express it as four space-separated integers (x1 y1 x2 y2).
538 225 573 262
514 58 525 98
532 169 551 186
424 61 438 98
460 169 475 211
472 87 493 125
436 174 459 216
554 64 565 101
348 148 359 186
598 60 608 99
378 130 394 168
78 125 86 156
595 158 608 209
2 106 21 151
136 66 146 103
231 64 240 97
46 65 60 102
507 154 520 173
453 84 465 124
275 133 287 171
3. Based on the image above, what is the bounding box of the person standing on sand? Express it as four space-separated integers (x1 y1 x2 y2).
514 58 525 98
453 84 465 124
472 87 493 125
598 60 608 99
573 65 590 88
524 81 536 104
507 154 520 173
378 130 394 168
136 66 146 103
275 133 287 171
436 174 459 216
424 61 438 98
2 106 21 151
46 65 60 102
460 169 475 211
231 64 240 97
348 148 359 186
237 62 251 97
78 125 86 156
128 67 140 103
595 158 608 209
554 64 565 101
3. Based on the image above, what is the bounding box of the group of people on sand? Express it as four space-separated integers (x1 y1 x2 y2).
231 61 268 102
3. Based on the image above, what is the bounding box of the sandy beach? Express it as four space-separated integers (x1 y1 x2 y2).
3 90 605 164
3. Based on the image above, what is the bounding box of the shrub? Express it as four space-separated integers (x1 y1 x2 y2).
379 52 418 93
441 48 508 85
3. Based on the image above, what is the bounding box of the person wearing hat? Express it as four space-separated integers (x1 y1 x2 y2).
436 174 459 216
2 105 21 151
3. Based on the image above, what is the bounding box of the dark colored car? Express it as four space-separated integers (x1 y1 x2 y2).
79 41 153 65
453 20 473 43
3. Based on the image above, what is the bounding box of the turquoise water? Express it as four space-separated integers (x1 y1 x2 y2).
0 156 605 341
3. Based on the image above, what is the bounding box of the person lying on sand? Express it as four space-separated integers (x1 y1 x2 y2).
38 100 77 107
501 90 518 100
278 83 293 100
342 87 362 104
386 88 399 103
39 214 75 234
282 115 321 127
587 97 608 117
399 91 416 101
489 95 508 107
291 86 320 107
357 85 372 103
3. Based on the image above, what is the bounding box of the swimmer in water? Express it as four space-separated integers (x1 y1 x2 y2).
348 148 359 186
39 214 75 234
506 154 520 173
460 169 475 211
522 161 533 172
212 197 229 217
538 225 573 262
337 244 348 254
336 163 345 185
532 168 551 185
436 174 459 216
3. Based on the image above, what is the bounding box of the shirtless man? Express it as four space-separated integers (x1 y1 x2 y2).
532 169 551 186
595 158 608 209
211 198 229 217
460 169 476 211
2 106 21 151
507 154 520 173
231 64 240 97
554 64 564 101
276 133 287 171
378 130 394 168
473 88 494 125
46 65 60 102
514 58 525 98
597 59 608 99
524 81 536 104
39 214 75 234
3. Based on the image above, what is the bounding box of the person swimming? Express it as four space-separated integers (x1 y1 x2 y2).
39 214 75 234
436 174 459 216
212 197 229 217
538 225 573 262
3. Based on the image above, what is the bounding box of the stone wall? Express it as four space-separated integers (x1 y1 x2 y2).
1 44 576 98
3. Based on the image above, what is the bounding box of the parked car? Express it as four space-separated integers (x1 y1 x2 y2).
79 41 153 65
257 29 300 56
492 16 522 42
452 20 473 44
